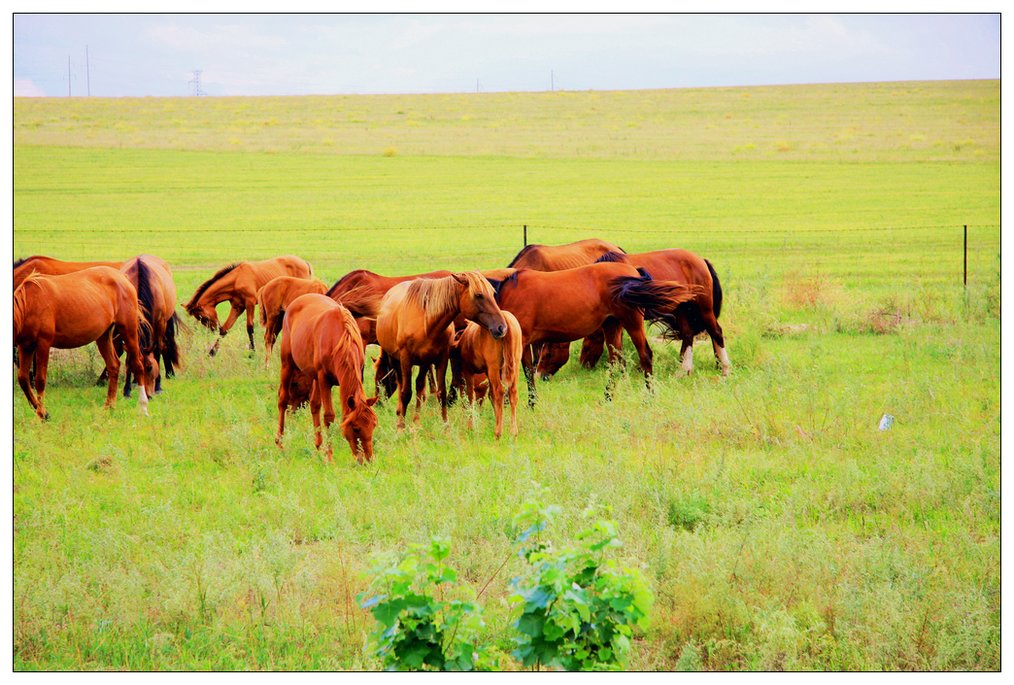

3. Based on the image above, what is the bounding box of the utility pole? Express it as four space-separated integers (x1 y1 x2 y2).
189 69 204 97
86 45 91 96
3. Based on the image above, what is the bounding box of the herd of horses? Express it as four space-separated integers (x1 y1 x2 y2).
13 238 727 463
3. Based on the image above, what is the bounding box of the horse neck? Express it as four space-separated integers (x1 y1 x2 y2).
200 270 240 305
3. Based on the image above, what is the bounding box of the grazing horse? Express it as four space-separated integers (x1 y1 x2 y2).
376 272 507 429
257 275 329 364
14 255 123 291
184 255 312 355
275 294 379 463
450 310 523 439
14 267 153 419
118 255 183 396
507 238 626 377
595 249 728 375
487 263 704 407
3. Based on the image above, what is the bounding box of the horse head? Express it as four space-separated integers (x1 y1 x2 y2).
535 342 570 380
453 272 507 340
342 395 379 463
186 300 220 333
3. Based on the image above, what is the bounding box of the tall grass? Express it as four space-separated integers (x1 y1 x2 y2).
13 81 999 670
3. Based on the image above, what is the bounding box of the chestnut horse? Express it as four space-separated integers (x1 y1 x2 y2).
376 272 507 429
275 294 379 463
118 255 183 396
450 310 523 439
14 267 153 419
257 275 329 364
184 255 312 355
507 239 625 378
14 255 123 291
487 263 704 407
327 268 453 399
595 249 728 375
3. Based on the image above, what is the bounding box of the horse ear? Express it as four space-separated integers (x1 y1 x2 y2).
366 395 379 407
452 273 468 285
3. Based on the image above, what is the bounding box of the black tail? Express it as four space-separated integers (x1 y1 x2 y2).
705 259 723 319
163 312 183 377
135 257 156 352
610 274 704 333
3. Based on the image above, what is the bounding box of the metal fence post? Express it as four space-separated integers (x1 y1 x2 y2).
523 224 528 247
963 225 968 287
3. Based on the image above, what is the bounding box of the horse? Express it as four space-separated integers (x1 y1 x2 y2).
450 310 523 439
275 293 379 463
506 239 626 376
325 268 454 336
14 266 153 419
14 255 123 291
327 268 454 399
595 249 728 375
376 272 507 429
117 255 183 396
506 238 625 271
184 255 313 356
487 263 704 407
256 275 329 364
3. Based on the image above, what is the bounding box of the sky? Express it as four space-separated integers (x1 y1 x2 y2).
12 13 1001 98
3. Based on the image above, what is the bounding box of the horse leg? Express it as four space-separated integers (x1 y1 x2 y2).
96 331 121 410
413 366 427 421
602 319 625 368
621 315 654 389
676 315 697 376
703 311 730 376
435 355 450 424
317 372 337 462
16 345 46 420
245 303 256 351
275 354 294 448
396 354 413 430
309 380 324 451
119 324 150 415
508 377 519 437
211 303 243 356
522 342 538 408
490 367 505 440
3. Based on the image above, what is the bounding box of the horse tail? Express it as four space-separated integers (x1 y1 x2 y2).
134 257 157 351
500 314 523 391
610 274 705 331
705 259 723 319
257 285 271 327
162 312 183 374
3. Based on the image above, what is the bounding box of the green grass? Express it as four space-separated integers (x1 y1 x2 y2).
13 80 999 671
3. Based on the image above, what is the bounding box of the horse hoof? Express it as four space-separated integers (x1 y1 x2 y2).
208 349 217 357
39 411 50 421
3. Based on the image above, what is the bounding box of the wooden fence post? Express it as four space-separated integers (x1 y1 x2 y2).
963 225 968 287
523 224 528 247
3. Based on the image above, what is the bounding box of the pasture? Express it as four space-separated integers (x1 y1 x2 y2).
13 80 999 670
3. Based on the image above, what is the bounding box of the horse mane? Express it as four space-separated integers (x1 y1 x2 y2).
487 270 521 302
595 250 629 264
13 256 36 269
500 312 523 391
134 257 156 351
329 306 368 396
185 263 240 310
506 244 541 268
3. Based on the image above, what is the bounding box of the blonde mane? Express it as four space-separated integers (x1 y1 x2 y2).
403 271 494 322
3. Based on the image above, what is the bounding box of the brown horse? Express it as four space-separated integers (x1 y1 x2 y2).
257 275 329 364
595 249 728 375
184 255 313 355
376 272 507 429
487 263 704 406
506 238 625 271
118 255 183 396
275 293 379 463
14 255 123 291
328 268 454 399
507 239 625 377
450 310 523 439
326 268 454 334
14 267 153 419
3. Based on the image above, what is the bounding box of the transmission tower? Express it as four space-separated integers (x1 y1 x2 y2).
189 69 205 97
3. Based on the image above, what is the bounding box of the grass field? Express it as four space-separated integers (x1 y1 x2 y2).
13 80 999 670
